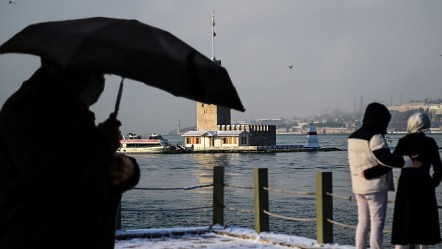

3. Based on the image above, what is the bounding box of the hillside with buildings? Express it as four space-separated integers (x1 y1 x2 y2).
172 99 442 135
236 99 442 135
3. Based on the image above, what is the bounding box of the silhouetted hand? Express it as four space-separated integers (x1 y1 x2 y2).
109 154 135 186
97 112 122 152
411 155 422 169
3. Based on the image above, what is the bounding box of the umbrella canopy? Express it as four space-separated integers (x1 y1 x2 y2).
0 17 245 112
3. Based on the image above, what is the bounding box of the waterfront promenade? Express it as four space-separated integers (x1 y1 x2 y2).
118 134 442 247
117 167 418 248
117 167 357 248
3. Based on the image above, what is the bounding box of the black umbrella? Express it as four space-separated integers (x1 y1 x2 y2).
0 17 245 113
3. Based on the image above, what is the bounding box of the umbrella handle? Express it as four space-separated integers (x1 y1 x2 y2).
114 77 124 118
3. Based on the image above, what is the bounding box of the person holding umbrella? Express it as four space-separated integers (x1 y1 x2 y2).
0 58 140 249
0 17 245 249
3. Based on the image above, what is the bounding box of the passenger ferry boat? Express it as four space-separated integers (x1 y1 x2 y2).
117 133 177 154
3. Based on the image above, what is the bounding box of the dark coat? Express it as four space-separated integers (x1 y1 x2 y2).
391 132 442 245
0 68 138 249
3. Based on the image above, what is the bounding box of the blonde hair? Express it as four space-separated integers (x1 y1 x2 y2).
407 112 431 134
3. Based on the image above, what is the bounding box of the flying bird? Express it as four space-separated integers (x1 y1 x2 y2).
9 0 16 3
288 65 293 69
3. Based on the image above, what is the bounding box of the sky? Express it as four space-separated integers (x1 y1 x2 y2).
1 1 442 134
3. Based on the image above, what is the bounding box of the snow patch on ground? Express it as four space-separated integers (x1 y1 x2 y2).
115 226 355 249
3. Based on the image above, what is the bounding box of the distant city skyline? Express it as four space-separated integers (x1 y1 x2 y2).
1 1 442 134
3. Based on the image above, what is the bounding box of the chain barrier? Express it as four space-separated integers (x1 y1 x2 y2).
263 210 316 222
264 187 316 196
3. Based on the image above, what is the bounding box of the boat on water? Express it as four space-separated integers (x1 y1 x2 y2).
118 133 182 154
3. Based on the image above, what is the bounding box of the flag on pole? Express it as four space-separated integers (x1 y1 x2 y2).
212 10 215 26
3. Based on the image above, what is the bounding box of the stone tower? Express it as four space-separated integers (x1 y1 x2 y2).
196 10 231 131
196 103 230 131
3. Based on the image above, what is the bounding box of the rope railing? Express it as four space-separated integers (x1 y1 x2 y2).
122 167 417 245
118 183 214 229
120 167 414 244
333 206 355 216
326 218 392 233
326 218 356 229
326 192 354 201
133 183 213 191
263 210 316 222
226 206 255 214
122 166 401 245
324 191 395 236
224 183 254 190
326 192 395 204
122 205 213 212
263 186 316 196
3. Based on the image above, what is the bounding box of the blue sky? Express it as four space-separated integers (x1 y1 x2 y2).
1 1 442 134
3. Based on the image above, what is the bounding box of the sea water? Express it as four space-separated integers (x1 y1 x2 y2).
120 134 442 246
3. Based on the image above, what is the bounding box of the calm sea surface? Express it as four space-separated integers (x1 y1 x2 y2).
120 134 442 246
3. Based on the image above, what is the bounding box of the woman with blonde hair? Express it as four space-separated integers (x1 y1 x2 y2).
392 112 442 249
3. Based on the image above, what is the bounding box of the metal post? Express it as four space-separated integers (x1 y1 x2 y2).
316 171 333 244
254 168 269 233
211 10 216 60
213 166 224 226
